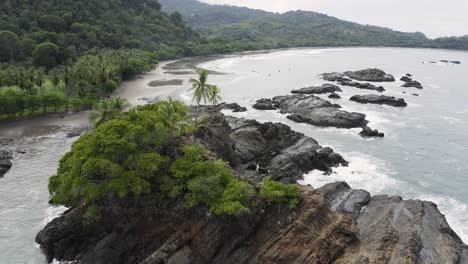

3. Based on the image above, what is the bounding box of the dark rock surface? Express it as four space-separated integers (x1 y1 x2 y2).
197 102 248 113
320 72 351 82
402 80 424 89
0 149 13 178
350 94 408 107
319 182 468 264
400 75 424 89
359 126 385 138
251 98 277 110
291 84 342 95
218 102 247 112
253 95 368 129
345 68 395 82
328 93 341 99
400 76 412 82
197 113 347 184
65 125 92 138
338 80 385 92
322 69 395 82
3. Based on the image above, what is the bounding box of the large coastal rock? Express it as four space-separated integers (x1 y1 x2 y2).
291 84 342 95
36 181 468 264
196 113 347 184
400 75 424 89
350 94 408 107
359 126 385 138
319 182 468 264
338 80 385 92
344 68 396 82
322 69 395 82
403 81 424 89
0 149 13 177
253 95 368 129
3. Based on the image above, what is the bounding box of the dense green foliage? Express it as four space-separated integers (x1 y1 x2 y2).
89 97 130 127
0 0 197 64
49 101 261 216
259 178 300 208
161 0 468 50
0 49 156 118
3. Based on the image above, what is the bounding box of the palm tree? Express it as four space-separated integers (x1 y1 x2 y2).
159 99 194 137
208 85 222 107
89 97 130 126
189 70 216 121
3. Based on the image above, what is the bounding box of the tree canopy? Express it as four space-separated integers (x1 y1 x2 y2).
48 101 300 216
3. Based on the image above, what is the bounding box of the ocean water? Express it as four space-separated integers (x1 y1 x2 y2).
1 47 467 263
190 47 468 243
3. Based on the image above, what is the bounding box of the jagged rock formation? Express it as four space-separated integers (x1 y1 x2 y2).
36 181 468 264
195 113 347 183
359 126 385 138
400 75 424 89
253 95 368 128
291 84 342 95
350 94 408 107
322 69 395 82
338 80 385 92
0 149 12 177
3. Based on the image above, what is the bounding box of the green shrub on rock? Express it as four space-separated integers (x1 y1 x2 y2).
259 178 300 208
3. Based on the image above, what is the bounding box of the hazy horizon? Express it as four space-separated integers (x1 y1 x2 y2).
199 0 468 39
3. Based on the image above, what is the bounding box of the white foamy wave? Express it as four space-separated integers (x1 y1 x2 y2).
43 206 68 226
417 194 468 244
299 152 400 194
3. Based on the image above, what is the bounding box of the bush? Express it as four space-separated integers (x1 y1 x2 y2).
259 178 300 208
32 42 59 69
48 101 191 206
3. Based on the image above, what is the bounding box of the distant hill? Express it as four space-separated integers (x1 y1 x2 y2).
160 0 468 50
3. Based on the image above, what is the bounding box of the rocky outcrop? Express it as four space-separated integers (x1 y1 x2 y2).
322 69 395 82
253 95 368 129
36 181 468 264
328 93 341 99
338 80 385 92
350 94 408 107
65 125 92 138
291 84 342 95
344 69 395 82
403 81 423 89
197 103 247 113
359 126 384 138
320 182 468 264
218 102 247 112
401 76 412 82
0 149 13 178
320 72 351 82
196 113 347 184
36 186 359 264
400 75 424 89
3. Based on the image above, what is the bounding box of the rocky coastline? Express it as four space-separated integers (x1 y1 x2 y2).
350 94 408 107
253 95 368 129
36 111 468 264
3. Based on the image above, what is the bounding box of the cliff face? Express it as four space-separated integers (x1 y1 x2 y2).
36 113 468 264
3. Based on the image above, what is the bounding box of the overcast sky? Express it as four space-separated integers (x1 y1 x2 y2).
200 0 468 38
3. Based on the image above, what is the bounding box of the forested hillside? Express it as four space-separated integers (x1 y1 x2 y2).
160 0 468 50
0 0 198 118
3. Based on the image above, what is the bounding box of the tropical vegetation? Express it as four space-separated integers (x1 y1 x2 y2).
48 101 300 217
